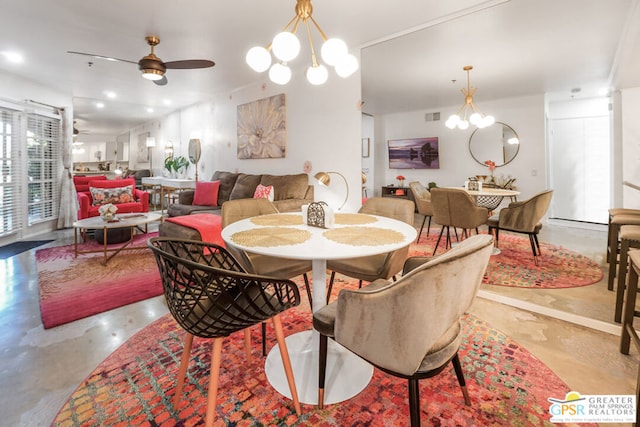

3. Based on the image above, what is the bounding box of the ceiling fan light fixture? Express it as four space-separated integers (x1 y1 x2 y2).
141 69 164 81
247 0 358 85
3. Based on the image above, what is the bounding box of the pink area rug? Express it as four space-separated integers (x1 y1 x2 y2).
411 230 603 289
51 299 595 426
37 232 161 328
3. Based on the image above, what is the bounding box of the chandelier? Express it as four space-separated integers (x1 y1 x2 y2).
445 66 495 130
246 0 359 85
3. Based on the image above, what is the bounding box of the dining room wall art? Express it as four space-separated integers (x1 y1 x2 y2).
136 131 150 163
388 137 439 169
237 93 286 159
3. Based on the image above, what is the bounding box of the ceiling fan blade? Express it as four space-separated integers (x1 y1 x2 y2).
153 76 168 86
163 59 215 69
67 51 137 65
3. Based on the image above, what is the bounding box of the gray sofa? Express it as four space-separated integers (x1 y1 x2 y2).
167 170 314 217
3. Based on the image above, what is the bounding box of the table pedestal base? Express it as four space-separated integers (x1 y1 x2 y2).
265 330 373 405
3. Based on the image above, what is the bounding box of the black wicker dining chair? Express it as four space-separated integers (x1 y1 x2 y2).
148 237 302 427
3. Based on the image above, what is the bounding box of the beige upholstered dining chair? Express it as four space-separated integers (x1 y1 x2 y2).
325 197 415 304
409 181 433 242
430 188 489 255
148 238 301 427
313 234 494 427
486 189 553 265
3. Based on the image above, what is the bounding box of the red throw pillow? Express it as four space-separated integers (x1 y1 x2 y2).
253 184 274 201
193 180 220 206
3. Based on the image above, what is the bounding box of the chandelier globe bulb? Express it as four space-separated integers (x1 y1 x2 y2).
246 46 272 72
335 53 359 77
321 38 348 66
469 112 482 126
272 32 301 62
458 120 470 130
306 64 329 85
269 63 292 85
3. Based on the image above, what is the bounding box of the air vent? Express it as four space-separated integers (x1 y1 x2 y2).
425 112 441 122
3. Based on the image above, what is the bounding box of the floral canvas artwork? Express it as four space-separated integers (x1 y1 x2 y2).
237 93 286 159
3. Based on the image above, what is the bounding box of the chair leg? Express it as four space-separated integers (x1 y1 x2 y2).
358 280 363 289
173 332 194 407
326 271 337 305
272 314 301 415
620 257 639 354
615 239 631 323
303 273 313 308
408 378 421 427
451 353 471 406
318 333 328 409
608 222 621 291
426 216 432 237
204 338 224 427
433 226 446 256
528 234 539 266
417 216 426 243
262 322 267 357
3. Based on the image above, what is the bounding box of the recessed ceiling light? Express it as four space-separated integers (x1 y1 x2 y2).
598 87 609 96
2 51 23 63
146 107 154 113
104 91 116 99
162 99 172 106
96 102 105 109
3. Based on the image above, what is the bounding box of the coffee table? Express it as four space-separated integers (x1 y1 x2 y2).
73 212 162 265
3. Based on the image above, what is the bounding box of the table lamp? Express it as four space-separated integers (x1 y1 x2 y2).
314 171 349 210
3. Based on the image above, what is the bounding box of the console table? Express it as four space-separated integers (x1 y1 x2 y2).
381 185 409 198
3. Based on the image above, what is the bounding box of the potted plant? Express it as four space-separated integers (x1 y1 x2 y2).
164 156 189 178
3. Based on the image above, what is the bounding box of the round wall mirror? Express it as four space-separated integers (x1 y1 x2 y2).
468 122 520 167
188 138 201 164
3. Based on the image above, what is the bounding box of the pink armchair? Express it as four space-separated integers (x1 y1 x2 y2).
74 177 149 219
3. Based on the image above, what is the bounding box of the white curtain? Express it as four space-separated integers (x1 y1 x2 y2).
56 108 77 228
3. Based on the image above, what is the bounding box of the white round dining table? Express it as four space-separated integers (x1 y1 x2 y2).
221 211 417 405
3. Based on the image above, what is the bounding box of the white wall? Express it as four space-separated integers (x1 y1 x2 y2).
133 63 363 212
374 94 547 200
621 87 640 209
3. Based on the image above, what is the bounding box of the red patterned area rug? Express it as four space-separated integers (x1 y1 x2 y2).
52 298 594 427
37 232 161 328
410 231 603 289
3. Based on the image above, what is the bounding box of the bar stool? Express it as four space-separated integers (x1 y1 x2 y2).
608 209 640 263
614 225 640 323
608 214 640 292
619 250 640 426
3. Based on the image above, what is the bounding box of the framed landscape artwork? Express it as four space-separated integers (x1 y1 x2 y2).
388 137 439 169
237 93 286 159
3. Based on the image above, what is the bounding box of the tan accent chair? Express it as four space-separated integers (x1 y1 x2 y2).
325 197 415 303
486 190 553 265
148 238 301 427
221 198 313 350
430 188 489 255
313 234 494 426
409 182 433 242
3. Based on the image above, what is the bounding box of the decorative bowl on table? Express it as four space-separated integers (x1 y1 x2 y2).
98 203 118 222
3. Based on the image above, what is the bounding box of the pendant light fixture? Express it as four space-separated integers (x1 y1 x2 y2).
445 66 495 130
246 0 359 85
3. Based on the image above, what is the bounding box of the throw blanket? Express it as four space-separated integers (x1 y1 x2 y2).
165 214 225 247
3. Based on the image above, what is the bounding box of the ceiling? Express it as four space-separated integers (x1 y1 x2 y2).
1 0 638 137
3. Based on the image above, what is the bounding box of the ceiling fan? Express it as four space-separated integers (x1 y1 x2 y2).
68 36 215 86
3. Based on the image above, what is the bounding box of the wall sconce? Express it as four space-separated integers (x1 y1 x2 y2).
146 136 156 176
314 171 349 210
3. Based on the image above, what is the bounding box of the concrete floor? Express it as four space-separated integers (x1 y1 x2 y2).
0 220 637 426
